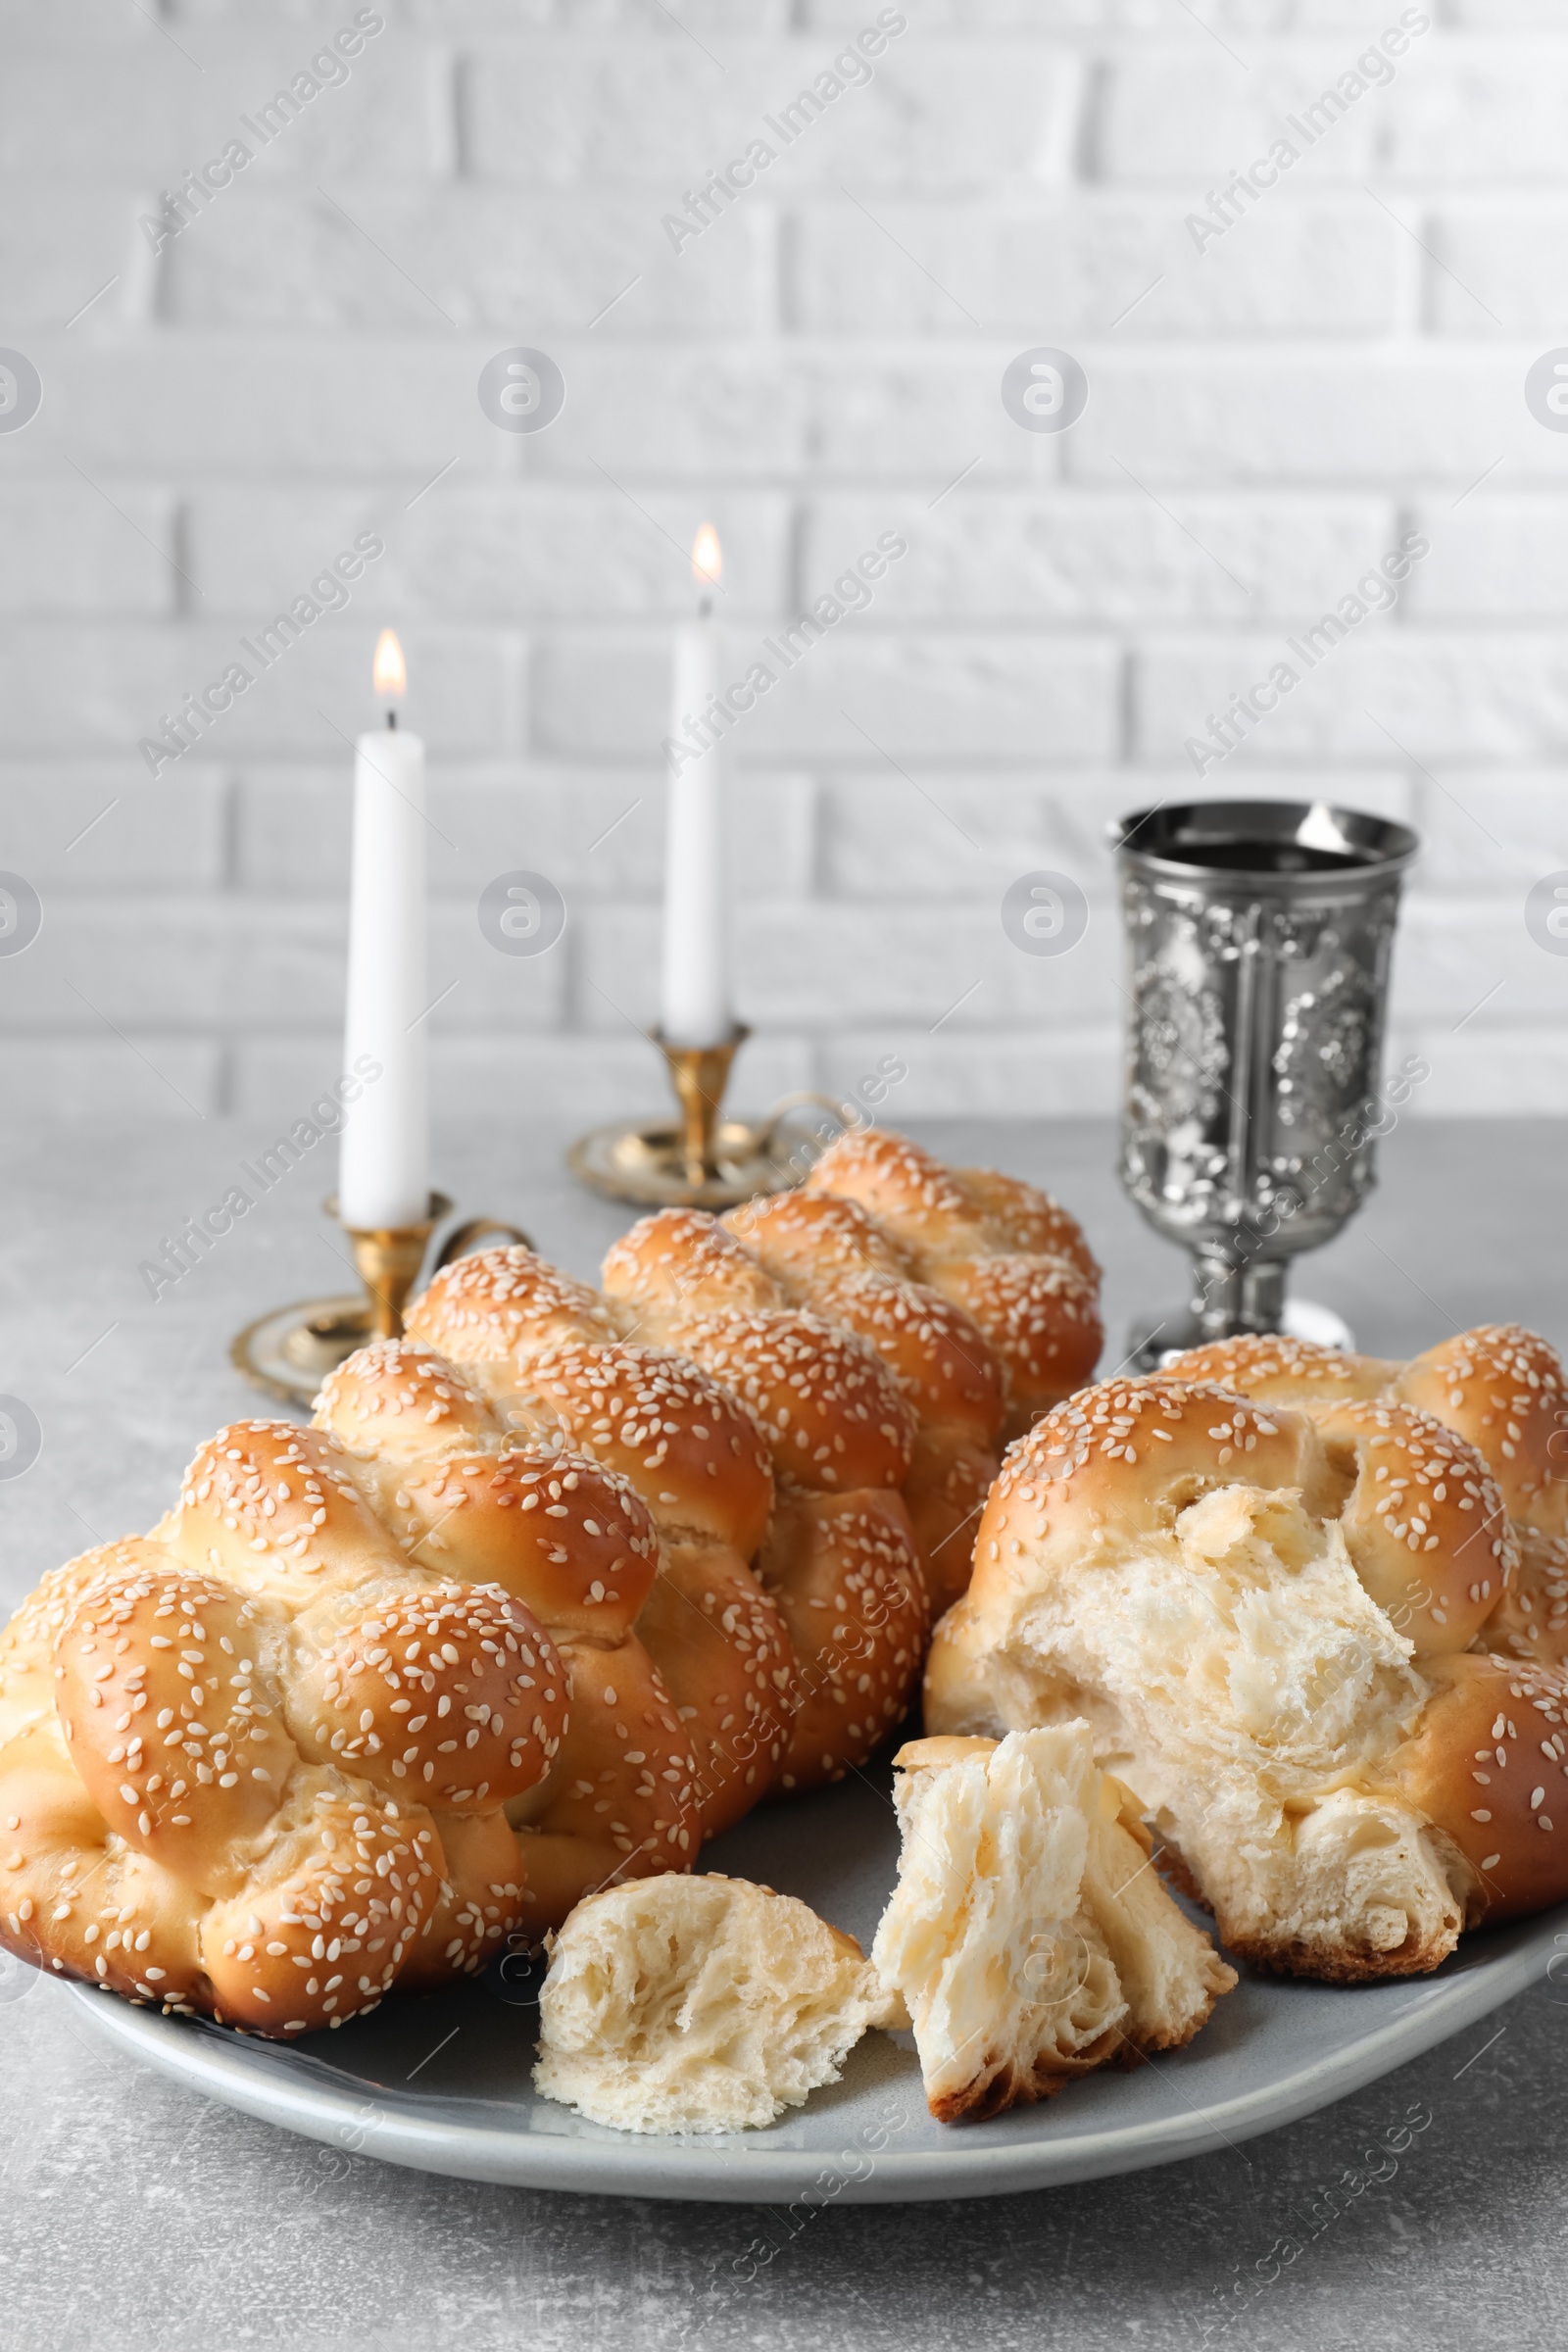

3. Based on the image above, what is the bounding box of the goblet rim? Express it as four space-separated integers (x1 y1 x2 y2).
1112 796 1419 882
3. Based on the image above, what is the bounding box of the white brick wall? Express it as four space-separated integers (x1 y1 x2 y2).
1 0 1567 1128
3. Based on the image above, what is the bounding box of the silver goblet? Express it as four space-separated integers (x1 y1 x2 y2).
1114 800 1419 1371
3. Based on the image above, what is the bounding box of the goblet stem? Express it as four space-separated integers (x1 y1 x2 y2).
1190 1255 1288 1343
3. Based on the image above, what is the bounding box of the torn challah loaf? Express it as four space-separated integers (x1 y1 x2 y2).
871 1727 1235 2119
534 1872 889 2133
927 1372 1568 1983
532 1727 1234 2139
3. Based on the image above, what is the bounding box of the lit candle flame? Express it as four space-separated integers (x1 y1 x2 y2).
691 523 722 592
373 628 407 700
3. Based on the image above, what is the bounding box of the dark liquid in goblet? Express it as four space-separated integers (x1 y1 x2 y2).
1152 839 1372 876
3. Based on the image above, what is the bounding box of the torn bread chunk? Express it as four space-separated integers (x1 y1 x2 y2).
924 1375 1568 1981
870 1726 1237 2122
534 1872 891 2135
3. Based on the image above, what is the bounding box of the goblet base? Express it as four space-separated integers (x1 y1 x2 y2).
1123 1295 1356 1377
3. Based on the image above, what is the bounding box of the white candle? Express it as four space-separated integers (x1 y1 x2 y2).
337 629 431 1230
661 523 733 1049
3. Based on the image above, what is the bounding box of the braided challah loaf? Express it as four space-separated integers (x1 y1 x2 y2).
603 1201 981 1619
2 1130 1096 2034
591 1131 1100 1620
804 1130 1103 1446
0 1325 900 2036
0 1422 574 2035
401 1243 930 1821
927 1351 1568 1983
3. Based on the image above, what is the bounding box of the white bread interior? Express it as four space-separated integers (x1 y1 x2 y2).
534 1872 890 2135
869 1725 1235 2120
929 1482 1476 1981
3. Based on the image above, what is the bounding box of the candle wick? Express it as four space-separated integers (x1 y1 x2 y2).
386 709 398 730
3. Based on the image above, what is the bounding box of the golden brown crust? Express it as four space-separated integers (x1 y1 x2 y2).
508 1634 699 1901
599 1214 928 1499
314 1339 501 1459
805 1133 1099 1280
662 1308 916 1495
23 1542 560 2034
3 1426 653 2027
805 1131 1102 1440
804 1130 987 1257
724 1191 911 1284
951 1165 1102 1285
1392 1649 1568 1921
1215 1925 1456 1986
806 1273 1004 1447
1161 1325 1568 1674
56 1553 295 1890
902 1426 1003 1619
975 1376 1324 1563
665 1191 1014 1610
405 1246 616 1374
399 1808 526 1990
509 1830 628 1941
497 1342 776 1554
634 1543 792 1839
0 1546 149 1747
359 1445 660 1642
1393 1325 1568 1535
285 1581 568 1813
1313 1398 1517 1655
1161 1333 1397 1406
0 1714 209 2012
759 1489 929 1794
928 1254 1102 1439
601 1209 783 1326
1486 1528 1568 1666
926 2053 1114 2125
198 1795 442 2034
600 1145 1104 1600
169 1423 407 1602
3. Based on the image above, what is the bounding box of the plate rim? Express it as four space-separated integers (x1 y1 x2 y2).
62 1902 1568 2204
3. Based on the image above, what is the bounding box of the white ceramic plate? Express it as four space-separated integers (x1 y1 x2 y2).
70 1758 1568 2204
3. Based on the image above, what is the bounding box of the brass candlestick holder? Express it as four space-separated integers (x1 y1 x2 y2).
231 1192 531 1410
567 1025 850 1210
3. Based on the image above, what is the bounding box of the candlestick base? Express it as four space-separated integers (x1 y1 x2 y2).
567 1028 855 1209
230 1195 531 1410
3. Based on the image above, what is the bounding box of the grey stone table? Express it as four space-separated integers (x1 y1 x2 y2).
1 1112 1564 2352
